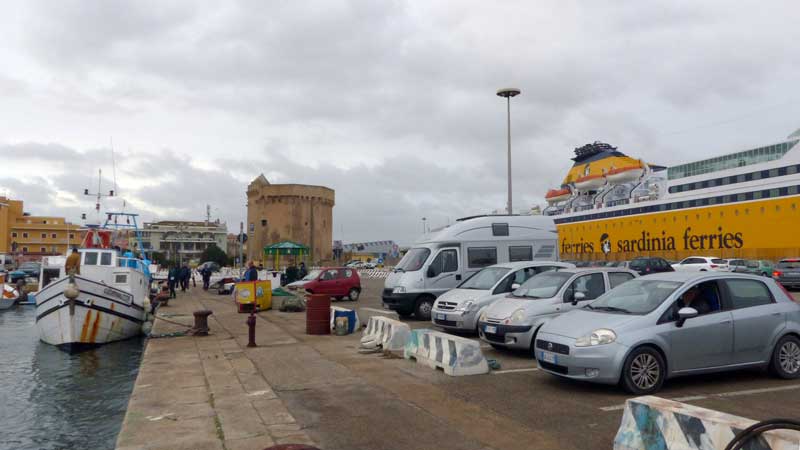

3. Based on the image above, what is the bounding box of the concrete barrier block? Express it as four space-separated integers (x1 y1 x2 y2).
358 307 400 327
404 329 489 376
614 396 800 450
359 316 411 355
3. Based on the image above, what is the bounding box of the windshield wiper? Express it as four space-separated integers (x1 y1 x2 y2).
591 306 631 314
394 268 405 273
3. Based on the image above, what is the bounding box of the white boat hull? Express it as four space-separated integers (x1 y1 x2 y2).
35 276 146 352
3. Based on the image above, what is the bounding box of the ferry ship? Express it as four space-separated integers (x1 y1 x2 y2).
544 129 800 261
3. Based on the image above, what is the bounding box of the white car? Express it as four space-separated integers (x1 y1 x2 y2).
431 261 575 333
671 256 729 272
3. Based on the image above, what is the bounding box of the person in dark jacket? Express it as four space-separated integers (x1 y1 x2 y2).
167 265 178 298
201 267 212 290
298 262 308 280
243 261 258 281
179 264 190 291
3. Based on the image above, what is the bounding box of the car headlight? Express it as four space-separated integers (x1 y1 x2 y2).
509 308 525 324
479 310 488 322
575 329 617 347
392 286 406 294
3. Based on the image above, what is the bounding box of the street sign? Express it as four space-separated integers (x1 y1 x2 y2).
238 233 248 243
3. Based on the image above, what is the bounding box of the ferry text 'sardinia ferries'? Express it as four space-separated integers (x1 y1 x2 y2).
544 129 800 261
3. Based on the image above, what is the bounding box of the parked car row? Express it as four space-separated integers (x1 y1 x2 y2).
426 260 800 395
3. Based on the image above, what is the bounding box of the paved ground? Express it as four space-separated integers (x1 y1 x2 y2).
118 278 800 450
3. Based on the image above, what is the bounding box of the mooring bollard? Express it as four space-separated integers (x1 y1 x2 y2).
247 310 257 347
192 310 213 336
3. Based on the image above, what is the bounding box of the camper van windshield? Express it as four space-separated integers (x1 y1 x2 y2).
396 248 430 272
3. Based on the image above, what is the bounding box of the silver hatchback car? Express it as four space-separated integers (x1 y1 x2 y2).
536 272 800 394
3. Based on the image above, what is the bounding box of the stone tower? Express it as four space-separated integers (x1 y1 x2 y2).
245 175 335 264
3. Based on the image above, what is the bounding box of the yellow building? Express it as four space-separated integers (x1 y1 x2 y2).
0 196 81 257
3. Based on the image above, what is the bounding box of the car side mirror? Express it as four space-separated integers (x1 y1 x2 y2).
511 283 521 290
427 266 437 278
572 291 586 305
676 307 698 327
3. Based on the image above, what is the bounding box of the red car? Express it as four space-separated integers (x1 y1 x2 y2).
302 267 361 301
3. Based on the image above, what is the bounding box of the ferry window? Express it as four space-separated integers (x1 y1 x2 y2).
770 188 780 198
736 174 746 183
737 194 746 202
509 246 533 262
769 169 779 178
752 171 762 180
789 166 799 175
467 247 497 268
779 167 787 176
100 252 112 266
84 252 98 265
745 192 754 200
761 170 769 179
491 223 509 236
789 186 799 195
115 274 128 284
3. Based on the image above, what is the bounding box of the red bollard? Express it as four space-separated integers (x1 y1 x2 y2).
247 311 257 347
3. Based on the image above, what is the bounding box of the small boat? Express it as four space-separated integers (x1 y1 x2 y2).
545 187 572 203
35 220 152 353
606 163 645 184
1 284 19 310
573 174 606 191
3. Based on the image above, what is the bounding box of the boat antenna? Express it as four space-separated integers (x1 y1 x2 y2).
110 137 118 196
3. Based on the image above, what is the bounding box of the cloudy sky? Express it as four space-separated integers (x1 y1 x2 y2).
1 1 799 245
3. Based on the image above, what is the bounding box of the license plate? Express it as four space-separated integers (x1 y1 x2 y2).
540 351 557 364
484 325 497 334
435 313 447 321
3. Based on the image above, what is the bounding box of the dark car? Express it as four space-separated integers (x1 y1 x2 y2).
773 258 800 289
628 257 674 276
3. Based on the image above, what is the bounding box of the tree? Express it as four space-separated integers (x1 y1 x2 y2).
201 244 229 267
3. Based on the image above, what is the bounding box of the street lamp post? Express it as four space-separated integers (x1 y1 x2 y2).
421 217 427 235
497 87 521 215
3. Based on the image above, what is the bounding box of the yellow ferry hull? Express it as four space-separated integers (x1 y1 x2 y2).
557 195 800 261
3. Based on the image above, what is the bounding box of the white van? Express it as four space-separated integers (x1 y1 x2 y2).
382 215 559 320
0 254 15 271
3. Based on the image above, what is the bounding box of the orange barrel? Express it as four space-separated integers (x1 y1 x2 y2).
306 294 331 335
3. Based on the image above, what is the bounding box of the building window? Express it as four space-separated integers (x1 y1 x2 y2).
43 220 47 224
11 232 17 238
40 247 46 253
261 219 267 226
51 233 57 239
41 233 47 239
22 232 28 238
69 233 75 239
22 247 28 253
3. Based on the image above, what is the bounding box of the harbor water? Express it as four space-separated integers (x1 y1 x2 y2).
0 306 144 450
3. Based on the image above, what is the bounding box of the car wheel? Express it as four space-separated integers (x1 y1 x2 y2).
397 310 413 319
771 335 800 379
415 296 435 321
489 343 504 350
348 288 360 301
621 347 666 395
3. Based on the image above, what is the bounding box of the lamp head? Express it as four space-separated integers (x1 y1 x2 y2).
497 88 521 98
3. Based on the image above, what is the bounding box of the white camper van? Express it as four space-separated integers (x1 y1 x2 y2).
382 215 559 320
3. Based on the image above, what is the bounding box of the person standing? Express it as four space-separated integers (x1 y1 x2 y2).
65 247 81 276
298 261 307 279
243 261 258 282
168 265 178 299
179 264 190 292
201 267 212 290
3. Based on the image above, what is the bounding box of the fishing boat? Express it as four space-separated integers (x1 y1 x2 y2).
35 213 152 352
545 129 800 261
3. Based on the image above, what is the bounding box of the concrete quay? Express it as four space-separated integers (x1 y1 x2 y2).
115 289 315 450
